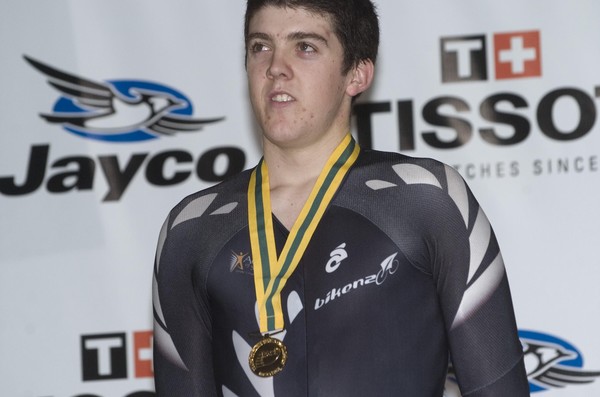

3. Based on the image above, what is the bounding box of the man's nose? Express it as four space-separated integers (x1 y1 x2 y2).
267 49 292 80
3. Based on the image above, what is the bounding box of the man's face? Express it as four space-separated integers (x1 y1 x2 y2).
246 6 354 149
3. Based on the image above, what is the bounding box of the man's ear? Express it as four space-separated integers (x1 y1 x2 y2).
346 59 375 97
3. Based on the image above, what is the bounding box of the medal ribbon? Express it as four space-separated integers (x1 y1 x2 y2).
248 134 360 333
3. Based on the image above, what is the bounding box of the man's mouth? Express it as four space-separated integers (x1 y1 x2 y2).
271 93 295 103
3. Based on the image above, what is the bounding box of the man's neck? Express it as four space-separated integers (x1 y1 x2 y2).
262 131 348 230
263 131 347 188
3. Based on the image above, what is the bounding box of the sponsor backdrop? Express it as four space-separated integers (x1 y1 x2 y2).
1 1 598 396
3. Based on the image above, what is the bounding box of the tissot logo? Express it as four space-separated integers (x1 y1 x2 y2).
440 30 541 82
355 26 597 158
81 331 153 381
24 55 224 142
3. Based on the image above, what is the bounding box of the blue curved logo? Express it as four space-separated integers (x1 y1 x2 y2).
520 329 600 393
25 55 224 143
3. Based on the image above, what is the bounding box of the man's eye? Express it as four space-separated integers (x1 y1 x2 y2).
250 43 269 53
298 42 316 53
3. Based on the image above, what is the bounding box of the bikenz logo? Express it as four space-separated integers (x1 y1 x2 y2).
325 243 348 273
441 30 541 82
81 331 153 381
24 55 224 142
314 252 399 310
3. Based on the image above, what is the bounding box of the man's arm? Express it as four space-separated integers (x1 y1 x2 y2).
432 166 529 395
462 359 529 396
152 213 218 396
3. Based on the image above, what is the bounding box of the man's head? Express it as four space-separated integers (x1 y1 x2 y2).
244 0 379 74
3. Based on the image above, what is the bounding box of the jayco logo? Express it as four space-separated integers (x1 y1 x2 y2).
0 56 243 202
24 55 224 142
315 252 399 310
325 243 348 273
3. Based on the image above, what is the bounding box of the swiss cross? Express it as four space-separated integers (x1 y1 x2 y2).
134 330 154 378
137 338 153 362
498 36 536 74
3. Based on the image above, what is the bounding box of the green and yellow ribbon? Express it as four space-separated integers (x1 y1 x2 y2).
248 134 360 333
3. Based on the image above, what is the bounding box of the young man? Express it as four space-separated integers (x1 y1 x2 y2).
153 0 529 395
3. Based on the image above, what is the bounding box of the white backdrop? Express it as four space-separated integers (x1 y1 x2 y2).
1 1 598 396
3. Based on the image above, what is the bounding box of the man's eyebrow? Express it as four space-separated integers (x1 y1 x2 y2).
246 32 271 44
246 31 329 47
288 32 329 46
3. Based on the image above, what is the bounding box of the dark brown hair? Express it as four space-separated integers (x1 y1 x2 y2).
244 0 379 74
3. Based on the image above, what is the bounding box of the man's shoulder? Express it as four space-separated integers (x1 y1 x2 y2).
190 167 252 198
354 148 455 184
167 168 253 222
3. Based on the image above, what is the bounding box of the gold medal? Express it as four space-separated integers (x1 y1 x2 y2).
248 134 359 332
248 337 288 377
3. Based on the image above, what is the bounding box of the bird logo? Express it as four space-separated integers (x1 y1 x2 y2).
519 330 600 393
24 55 224 142
443 330 600 396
